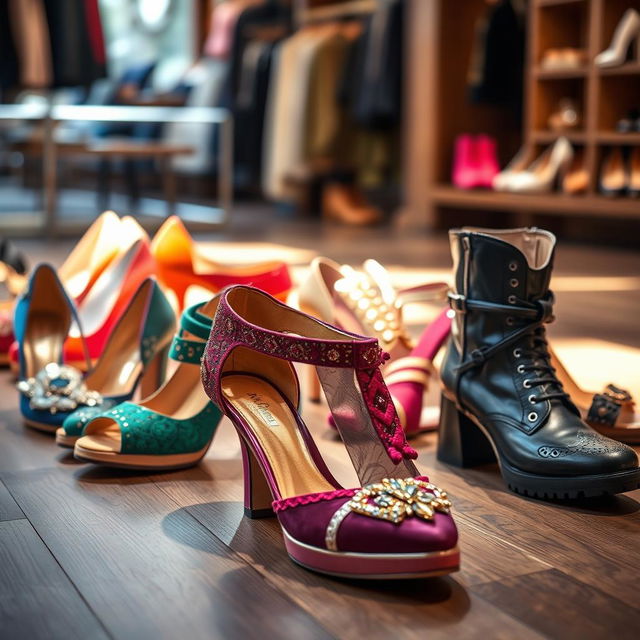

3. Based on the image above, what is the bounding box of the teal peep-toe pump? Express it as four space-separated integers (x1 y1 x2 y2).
73 297 223 470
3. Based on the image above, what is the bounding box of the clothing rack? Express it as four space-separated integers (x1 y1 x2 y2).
294 0 377 27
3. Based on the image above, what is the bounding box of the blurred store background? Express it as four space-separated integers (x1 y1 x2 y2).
0 0 639 245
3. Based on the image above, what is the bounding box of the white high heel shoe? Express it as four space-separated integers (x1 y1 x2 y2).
595 9 640 68
493 138 573 194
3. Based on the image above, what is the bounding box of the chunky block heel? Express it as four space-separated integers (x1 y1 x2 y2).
240 438 275 519
437 395 496 467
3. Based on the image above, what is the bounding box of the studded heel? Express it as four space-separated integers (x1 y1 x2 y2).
73 297 223 470
201 285 459 579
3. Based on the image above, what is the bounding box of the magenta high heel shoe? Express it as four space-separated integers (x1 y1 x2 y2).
201 286 459 579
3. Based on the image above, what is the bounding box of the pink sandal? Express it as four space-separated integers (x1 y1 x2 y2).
327 308 453 436
384 309 452 435
201 286 459 579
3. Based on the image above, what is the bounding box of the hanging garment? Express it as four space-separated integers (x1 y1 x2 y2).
9 0 53 89
44 0 106 87
351 0 404 130
83 0 107 67
166 59 229 175
234 39 278 186
204 0 264 60
262 29 325 200
0 0 20 90
226 1 292 104
467 0 526 111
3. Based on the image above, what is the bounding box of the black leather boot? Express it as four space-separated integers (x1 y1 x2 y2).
438 227 640 499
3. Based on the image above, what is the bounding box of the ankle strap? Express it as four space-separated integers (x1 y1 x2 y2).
170 300 217 364
203 287 387 392
202 286 419 471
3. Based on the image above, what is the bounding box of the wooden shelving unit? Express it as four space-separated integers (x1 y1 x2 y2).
400 0 640 229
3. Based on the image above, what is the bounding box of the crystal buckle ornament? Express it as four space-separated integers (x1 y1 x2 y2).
17 362 102 414
325 477 452 551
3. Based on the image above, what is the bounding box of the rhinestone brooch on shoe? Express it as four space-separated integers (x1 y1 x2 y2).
17 363 102 413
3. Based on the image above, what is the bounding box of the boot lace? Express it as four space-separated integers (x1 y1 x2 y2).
454 291 570 404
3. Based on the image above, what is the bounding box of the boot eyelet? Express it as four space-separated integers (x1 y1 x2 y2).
517 364 525 373
528 395 537 404
510 279 518 288
506 316 514 326
523 379 532 389
509 262 518 271
513 348 522 358
508 295 516 304
527 412 538 422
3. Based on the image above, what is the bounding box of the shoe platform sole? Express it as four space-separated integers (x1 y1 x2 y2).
283 529 460 579
73 442 212 471
438 394 640 499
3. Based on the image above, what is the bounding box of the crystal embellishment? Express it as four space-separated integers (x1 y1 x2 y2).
17 362 102 414
324 477 452 551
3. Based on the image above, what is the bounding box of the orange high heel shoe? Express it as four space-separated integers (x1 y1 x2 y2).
151 216 292 311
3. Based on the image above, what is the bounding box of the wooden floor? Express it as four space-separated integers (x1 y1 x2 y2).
1 218 640 639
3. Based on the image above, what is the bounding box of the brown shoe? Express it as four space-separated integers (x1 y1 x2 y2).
322 183 382 226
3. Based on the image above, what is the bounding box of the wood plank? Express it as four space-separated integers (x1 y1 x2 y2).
472 569 640 639
3 467 332 640
414 443 640 610
0 518 108 640
0 479 24 522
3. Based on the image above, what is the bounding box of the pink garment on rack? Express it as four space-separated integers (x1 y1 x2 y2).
204 0 263 60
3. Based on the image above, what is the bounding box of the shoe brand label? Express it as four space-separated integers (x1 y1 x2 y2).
247 393 279 428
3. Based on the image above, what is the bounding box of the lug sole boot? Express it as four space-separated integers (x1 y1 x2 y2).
438 227 640 500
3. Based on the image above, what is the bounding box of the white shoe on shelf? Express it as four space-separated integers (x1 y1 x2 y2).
494 137 574 194
595 9 640 68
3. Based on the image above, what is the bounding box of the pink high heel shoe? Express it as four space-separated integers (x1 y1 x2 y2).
452 134 477 190
452 134 500 189
201 286 459 579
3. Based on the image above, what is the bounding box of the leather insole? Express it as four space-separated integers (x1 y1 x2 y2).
222 374 334 499
24 314 66 377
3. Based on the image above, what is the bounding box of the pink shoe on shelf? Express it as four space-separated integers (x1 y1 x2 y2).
452 134 479 189
476 134 500 188
452 134 500 189
201 286 459 579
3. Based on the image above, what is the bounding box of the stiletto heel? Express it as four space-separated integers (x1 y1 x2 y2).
595 9 640 68
139 343 170 398
240 438 275 518
48 278 175 446
436 395 496 467
201 286 459 579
